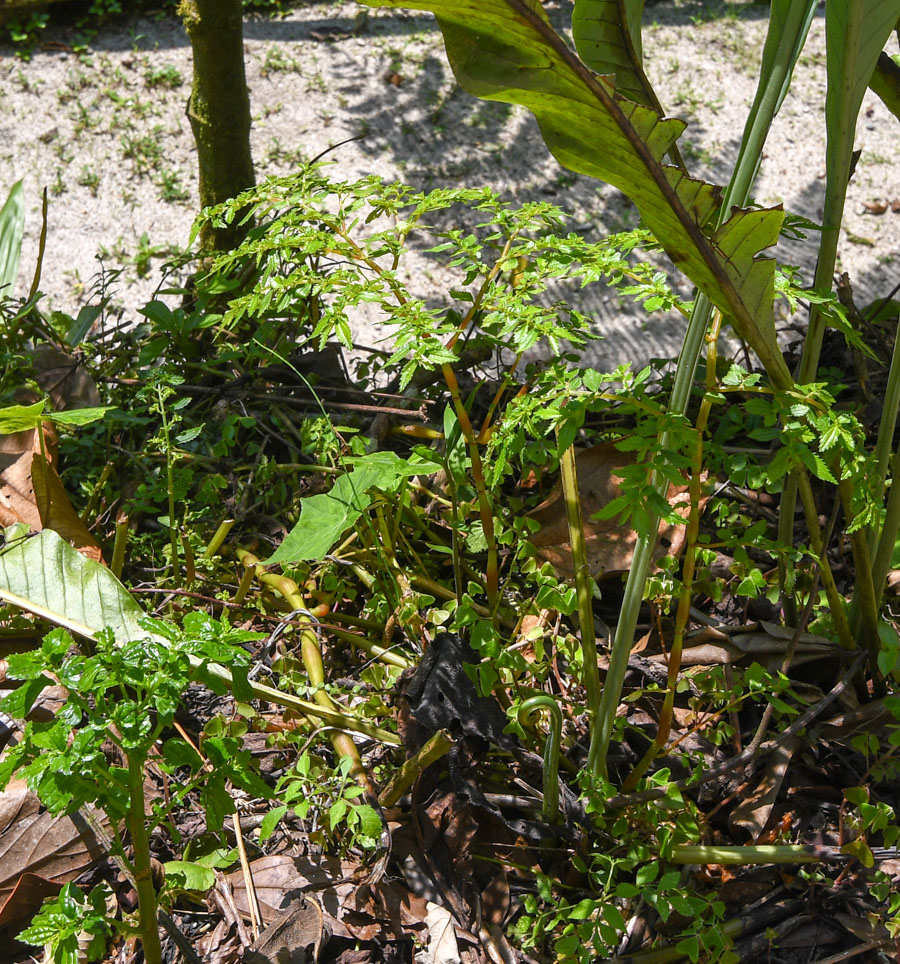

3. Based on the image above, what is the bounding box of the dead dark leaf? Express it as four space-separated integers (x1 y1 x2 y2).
480 873 509 929
31 344 101 412
0 781 108 927
892 199 900 213
660 622 840 668
0 873 63 936
525 443 697 578
398 633 514 752
729 736 801 840
242 896 326 964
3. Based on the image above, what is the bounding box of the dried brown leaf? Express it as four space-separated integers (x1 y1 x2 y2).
729 736 801 840
0 781 108 927
243 896 326 964
31 344 101 412
32 452 104 562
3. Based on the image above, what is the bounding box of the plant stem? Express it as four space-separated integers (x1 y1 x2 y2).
378 729 455 807
517 694 562 824
873 444 900 600
839 479 881 675
794 471 854 649
668 844 834 865
622 314 721 792
557 436 601 755
155 383 180 586
441 363 499 615
126 753 162 964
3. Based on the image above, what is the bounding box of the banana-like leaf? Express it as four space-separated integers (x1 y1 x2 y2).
0 530 399 744
869 51 900 122
572 1 658 110
362 0 791 384
0 529 146 643
826 0 900 157
799 0 900 382
0 180 25 296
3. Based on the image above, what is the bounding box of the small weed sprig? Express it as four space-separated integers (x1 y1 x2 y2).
0 613 269 964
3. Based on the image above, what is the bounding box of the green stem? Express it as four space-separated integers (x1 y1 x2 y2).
669 844 834 865
203 518 234 559
442 364 499 615
517 695 562 824
793 470 854 649
592 2 816 780
156 384 180 586
126 754 162 964
839 480 881 675
557 437 601 745
872 444 900 606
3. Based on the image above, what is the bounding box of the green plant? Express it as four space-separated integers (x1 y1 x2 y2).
77 164 101 196
0 614 270 964
18 883 114 964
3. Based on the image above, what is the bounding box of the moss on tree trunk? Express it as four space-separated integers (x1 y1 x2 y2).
179 0 255 252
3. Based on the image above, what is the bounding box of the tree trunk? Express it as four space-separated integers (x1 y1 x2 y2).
179 0 255 252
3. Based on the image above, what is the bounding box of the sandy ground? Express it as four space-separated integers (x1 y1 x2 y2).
1 0 899 370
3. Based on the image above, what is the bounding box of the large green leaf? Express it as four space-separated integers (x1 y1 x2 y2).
0 529 148 644
798 0 900 382
869 52 900 122
266 451 430 563
0 530 399 743
0 180 24 295
362 0 790 384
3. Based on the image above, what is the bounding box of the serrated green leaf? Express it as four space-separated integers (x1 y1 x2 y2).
354 803 383 840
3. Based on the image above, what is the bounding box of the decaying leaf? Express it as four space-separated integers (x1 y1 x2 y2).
0 424 56 530
31 344 101 412
425 901 461 964
666 621 841 669
242 896 327 964
0 780 108 930
729 735 801 840
526 443 697 578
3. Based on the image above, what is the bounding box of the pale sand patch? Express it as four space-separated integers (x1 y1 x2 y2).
1 1 897 370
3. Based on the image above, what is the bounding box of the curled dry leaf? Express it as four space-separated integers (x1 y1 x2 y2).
425 901 461 964
525 443 698 578
663 621 840 669
863 200 890 214
242 896 326 964
32 452 103 562
0 423 57 530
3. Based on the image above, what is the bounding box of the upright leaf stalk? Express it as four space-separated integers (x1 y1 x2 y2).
591 0 818 779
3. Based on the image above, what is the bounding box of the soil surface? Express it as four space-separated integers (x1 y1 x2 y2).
1 0 899 369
